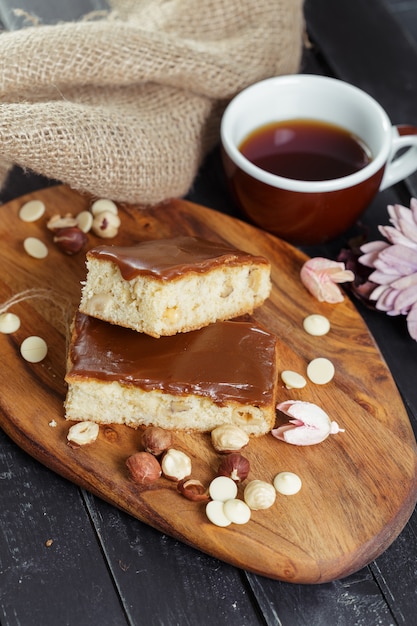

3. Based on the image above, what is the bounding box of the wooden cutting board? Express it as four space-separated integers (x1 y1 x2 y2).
1 185 416 584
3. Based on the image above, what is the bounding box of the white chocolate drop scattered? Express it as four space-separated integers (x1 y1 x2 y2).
91 198 118 216
206 500 231 527
20 336 48 363
243 480 276 510
0 312 21 334
281 370 307 389
76 210 94 233
209 476 238 502
223 498 251 524
274 472 302 495
67 421 99 446
19 199 45 222
303 314 330 336
23 237 48 259
307 357 335 384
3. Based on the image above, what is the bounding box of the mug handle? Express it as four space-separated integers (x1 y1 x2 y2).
380 124 417 190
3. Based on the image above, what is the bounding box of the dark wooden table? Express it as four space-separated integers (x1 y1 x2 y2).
2 1 417 624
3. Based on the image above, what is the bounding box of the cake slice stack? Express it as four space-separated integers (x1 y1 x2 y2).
64 236 278 436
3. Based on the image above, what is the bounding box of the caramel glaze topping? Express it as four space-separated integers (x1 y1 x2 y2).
86 236 270 281
67 312 277 406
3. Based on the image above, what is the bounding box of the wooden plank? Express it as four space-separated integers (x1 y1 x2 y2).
83 493 264 626
246 568 395 626
0 429 129 626
0 185 416 585
370 509 417 626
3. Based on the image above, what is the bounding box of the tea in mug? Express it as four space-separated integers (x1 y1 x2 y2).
238 118 372 181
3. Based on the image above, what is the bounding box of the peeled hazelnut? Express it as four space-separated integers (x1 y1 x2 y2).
161 448 192 481
53 226 88 255
126 451 162 485
177 478 210 502
217 453 250 483
67 421 99 447
141 426 172 456
47 214 78 231
243 479 276 510
210 424 249 454
92 211 121 238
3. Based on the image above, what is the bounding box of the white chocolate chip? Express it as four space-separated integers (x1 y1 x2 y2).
223 498 251 524
19 199 45 222
303 314 330 336
20 336 48 363
0 312 21 334
206 500 231 527
273 472 302 495
23 237 48 259
208 476 238 502
307 357 335 384
67 421 99 446
91 198 118 216
243 480 276 510
281 370 307 389
76 210 94 233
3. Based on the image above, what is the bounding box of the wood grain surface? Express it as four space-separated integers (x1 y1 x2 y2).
0 185 416 584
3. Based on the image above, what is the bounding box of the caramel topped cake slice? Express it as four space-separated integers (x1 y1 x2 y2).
65 312 278 436
79 236 271 337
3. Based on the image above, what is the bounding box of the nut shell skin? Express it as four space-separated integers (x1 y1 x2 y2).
141 426 172 456
126 451 162 485
53 227 87 255
217 453 250 482
177 479 210 502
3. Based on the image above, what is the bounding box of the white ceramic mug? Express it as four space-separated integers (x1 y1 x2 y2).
220 74 417 245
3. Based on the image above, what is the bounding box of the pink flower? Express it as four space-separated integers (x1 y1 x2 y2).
272 400 344 446
358 198 417 340
300 257 355 303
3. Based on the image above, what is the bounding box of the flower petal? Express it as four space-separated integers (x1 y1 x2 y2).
391 284 417 313
300 257 353 303
378 225 417 248
391 271 417 289
375 287 398 311
406 303 417 340
398 218 417 244
410 198 417 224
272 400 343 446
379 244 417 274
369 269 401 285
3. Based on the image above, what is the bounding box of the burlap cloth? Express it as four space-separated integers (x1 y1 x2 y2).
0 0 304 204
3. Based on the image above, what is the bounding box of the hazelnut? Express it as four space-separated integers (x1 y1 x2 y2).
161 448 191 481
47 214 78 231
243 480 276 510
141 426 172 456
210 424 249 453
177 478 209 502
126 451 161 485
67 421 99 447
92 211 121 238
53 226 88 255
217 453 250 483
